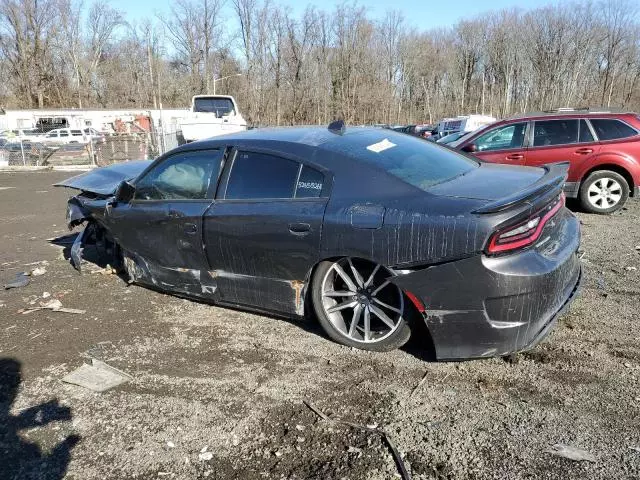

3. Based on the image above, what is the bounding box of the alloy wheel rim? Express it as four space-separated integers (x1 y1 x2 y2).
587 177 622 209
320 258 404 343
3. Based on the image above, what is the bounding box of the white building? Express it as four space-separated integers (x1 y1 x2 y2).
0 107 190 134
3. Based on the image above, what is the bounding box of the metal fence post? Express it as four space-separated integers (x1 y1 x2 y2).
19 138 26 166
88 136 96 166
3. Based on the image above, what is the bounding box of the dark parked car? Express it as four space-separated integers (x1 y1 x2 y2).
57 125 581 360
451 108 640 214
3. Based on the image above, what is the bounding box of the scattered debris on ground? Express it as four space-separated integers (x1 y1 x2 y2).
30 266 47 276
18 298 85 315
2 171 640 480
4 271 30 289
304 401 412 480
546 444 597 463
62 358 133 392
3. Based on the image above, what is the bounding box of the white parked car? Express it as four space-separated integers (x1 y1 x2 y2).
0 128 43 142
41 128 89 145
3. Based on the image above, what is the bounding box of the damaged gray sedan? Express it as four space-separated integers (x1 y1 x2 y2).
57 125 581 360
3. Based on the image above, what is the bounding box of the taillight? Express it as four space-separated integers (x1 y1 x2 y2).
487 196 564 254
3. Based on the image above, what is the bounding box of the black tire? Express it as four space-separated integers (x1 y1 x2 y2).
311 259 412 352
579 170 629 214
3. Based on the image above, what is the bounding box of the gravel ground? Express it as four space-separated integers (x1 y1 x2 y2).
0 171 639 480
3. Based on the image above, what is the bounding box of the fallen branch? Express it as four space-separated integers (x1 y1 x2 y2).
303 401 412 480
409 370 429 398
18 299 85 315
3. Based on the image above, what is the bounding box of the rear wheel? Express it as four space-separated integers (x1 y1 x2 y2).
311 258 411 352
579 170 629 214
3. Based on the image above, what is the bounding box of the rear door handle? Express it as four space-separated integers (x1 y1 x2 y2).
183 223 198 234
288 223 311 236
575 148 593 154
506 154 524 160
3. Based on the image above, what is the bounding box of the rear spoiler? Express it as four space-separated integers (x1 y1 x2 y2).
472 162 569 214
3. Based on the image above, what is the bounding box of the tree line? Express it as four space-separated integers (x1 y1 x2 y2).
0 0 639 126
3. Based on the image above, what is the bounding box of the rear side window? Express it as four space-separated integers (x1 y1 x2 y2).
590 119 638 141
296 165 324 198
59 130 69 137
533 120 578 146
226 151 299 199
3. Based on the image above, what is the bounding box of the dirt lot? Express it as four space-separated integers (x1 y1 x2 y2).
1 170 639 480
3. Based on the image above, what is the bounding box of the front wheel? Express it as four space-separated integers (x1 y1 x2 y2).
579 170 629 214
311 258 412 352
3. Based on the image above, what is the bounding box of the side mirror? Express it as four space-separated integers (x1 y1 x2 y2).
115 180 136 203
461 143 478 153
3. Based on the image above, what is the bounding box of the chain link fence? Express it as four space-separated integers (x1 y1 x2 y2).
0 128 182 167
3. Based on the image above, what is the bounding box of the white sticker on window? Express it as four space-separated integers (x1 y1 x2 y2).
366 138 396 153
298 181 322 190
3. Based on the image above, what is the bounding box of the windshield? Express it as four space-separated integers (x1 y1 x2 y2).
193 97 235 116
327 130 478 191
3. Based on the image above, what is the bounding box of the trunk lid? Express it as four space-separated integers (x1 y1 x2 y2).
428 162 568 213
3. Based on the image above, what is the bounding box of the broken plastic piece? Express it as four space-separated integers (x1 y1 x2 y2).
4 272 30 290
30 266 47 276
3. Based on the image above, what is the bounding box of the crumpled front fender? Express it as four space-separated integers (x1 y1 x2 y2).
66 197 92 230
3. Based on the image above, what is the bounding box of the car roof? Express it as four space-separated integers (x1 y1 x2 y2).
177 126 466 182
506 108 638 121
188 126 385 151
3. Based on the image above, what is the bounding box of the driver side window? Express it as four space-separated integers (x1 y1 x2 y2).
134 149 222 201
475 122 527 152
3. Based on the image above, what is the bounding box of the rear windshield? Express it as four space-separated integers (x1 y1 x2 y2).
193 97 235 116
327 130 478 191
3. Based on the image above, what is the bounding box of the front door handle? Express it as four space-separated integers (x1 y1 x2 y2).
288 223 311 236
575 148 593 155
183 223 198 234
506 153 524 161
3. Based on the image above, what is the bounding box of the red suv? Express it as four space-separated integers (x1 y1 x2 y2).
452 109 640 213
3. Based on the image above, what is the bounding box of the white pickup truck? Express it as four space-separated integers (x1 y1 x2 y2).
178 95 247 144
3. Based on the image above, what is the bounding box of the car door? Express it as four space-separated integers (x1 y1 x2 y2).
203 148 330 315
104 148 224 296
524 119 600 184
467 122 529 165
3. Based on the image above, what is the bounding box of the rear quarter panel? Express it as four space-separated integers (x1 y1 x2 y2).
573 141 640 187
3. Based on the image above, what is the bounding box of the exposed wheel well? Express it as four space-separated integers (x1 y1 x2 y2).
581 164 635 197
303 256 423 319
303 255 437 357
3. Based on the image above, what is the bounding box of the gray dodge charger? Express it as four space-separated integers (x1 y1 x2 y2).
57 124 582 360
